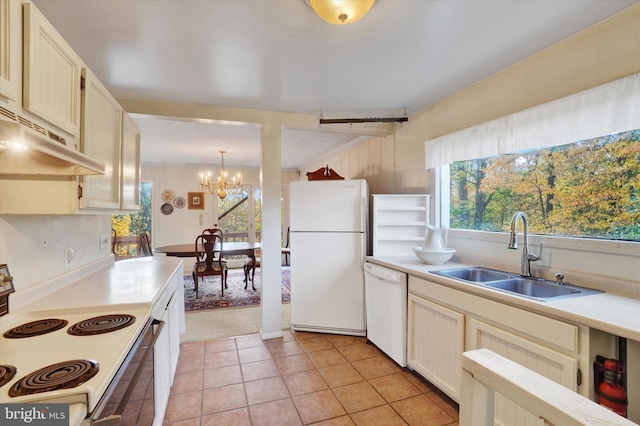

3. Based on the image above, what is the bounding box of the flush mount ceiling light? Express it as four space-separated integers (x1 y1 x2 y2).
306 0 376 25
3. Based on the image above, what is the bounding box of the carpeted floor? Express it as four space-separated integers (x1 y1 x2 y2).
181 304 292 342
183 267 290 312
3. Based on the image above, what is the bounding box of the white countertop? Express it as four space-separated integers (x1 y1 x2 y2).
19 256 183 312
366 256 640 343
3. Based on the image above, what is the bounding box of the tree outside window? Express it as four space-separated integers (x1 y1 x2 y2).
449 130 640 241
112 182 152 257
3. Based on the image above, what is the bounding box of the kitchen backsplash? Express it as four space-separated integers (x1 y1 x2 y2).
0 214 113 293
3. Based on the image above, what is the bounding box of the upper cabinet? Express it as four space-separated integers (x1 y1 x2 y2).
0 0 21 102
22 1 82 137
0 1 141 214
79 68 122 210
120 112 141 211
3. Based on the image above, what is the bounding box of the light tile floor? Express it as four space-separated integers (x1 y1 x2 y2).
163 330 459 425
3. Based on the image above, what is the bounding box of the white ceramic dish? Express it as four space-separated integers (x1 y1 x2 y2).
413 247 456 264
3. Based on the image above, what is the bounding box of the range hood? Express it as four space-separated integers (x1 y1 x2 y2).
0 105 105 176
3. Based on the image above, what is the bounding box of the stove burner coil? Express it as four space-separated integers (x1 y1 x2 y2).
67 314 136 336
8 359 99 397
0 365 17 388
3 319 69 338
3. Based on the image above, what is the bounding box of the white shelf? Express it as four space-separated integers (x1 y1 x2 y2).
372 194 430 257
378 221 427 226
378 207 427 212
377 236 424 242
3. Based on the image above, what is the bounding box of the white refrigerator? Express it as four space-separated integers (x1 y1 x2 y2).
290 179 368 336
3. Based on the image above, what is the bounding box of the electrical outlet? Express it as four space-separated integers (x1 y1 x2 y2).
41 237 59 248
64 248 75 269
99 234 110 249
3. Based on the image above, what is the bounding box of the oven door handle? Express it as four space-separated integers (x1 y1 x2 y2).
92 318 165 426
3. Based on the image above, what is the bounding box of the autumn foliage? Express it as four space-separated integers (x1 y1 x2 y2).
450 130 640 241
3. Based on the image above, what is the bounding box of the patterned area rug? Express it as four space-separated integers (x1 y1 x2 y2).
184 267 291 312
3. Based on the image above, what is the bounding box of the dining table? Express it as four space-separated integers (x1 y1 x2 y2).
154 241 260 259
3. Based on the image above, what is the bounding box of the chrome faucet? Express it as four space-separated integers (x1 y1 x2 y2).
507 211 541 277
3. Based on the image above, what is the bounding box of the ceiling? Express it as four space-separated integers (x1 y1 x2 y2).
32 0 637 169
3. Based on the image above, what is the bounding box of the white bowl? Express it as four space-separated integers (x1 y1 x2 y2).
413 247 456 265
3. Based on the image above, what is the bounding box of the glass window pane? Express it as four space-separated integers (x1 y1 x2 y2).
447 130 640 241
218 189 249 241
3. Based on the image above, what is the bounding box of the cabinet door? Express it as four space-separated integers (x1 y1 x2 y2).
466 318 578 426
0 0 20 102
408 293 464 402
154 315 171 426
168 288 182 380
23 2 82 136
79 68 122 210
121 112 141 211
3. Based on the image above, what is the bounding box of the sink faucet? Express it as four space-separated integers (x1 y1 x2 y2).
507 211 541 277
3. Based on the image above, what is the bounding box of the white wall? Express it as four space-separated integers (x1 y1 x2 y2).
0 214 112 291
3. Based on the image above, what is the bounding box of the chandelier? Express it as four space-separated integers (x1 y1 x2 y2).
306 0 375 25
199 150 243 200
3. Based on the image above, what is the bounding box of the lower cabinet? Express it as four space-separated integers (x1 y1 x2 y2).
408 293 464 402
154 312 171 426
153 272 183 426
466 317 578 426
167 282 182 379
407 275 597 424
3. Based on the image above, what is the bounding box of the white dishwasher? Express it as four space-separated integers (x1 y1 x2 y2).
364 262 408 367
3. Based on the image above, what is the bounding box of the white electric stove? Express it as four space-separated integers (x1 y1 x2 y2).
0 303 151 416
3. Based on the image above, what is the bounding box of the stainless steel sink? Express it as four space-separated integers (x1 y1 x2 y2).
431 267 602 301
485 278 577 298
433 267 515 283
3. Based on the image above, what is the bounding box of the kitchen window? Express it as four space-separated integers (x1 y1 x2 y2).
441 129 640 242
426 72 640 245
112 181 152 257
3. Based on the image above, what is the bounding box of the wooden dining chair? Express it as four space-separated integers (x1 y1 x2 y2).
201 228 226 260
139 232 153 256
192 231 228 298
243 248 260 290
202 228 223 238
111 228 117 255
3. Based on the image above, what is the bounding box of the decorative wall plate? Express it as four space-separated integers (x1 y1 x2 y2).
162 190 175 202
160 203 174 215
173 197 185 208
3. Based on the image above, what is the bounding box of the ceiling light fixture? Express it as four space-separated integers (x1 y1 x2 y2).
306 0 376 25
199 150 243 201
